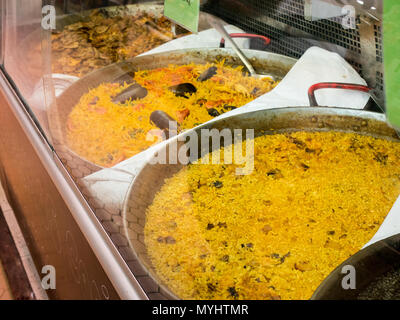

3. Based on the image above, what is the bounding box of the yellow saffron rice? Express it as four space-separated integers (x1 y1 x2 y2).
66 62 277 167
144 131 400 300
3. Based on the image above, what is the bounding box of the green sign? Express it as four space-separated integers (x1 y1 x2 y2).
164 0 200 33
384 1 400 129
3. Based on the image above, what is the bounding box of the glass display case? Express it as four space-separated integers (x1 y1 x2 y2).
0 0 397 300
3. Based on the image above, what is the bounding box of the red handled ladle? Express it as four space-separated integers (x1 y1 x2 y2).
308 82 396 137
219 33 271 48
207 15 274 80
308 82 383 111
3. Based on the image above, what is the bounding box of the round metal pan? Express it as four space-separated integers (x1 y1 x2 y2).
18 1 232 84
54 2 215 33
50 48 296 180
16 2 170 97
311 233 400 300
55 2 167 30
122 106 399 300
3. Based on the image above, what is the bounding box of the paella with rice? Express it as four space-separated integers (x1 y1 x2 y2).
51 9 186 77
144 130 400 300
66 61 277 167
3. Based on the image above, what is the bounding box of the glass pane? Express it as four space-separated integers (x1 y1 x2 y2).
0 0 3 65
2 0 49 132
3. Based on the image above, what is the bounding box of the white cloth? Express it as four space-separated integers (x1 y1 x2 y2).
215 46 370 122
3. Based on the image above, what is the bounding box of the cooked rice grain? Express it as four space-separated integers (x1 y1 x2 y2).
144 131 400 300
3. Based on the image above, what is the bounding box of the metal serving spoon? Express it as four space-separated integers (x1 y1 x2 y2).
206 15 275 80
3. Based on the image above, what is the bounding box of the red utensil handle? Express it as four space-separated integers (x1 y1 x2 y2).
219 33 271 48
308 82 371 107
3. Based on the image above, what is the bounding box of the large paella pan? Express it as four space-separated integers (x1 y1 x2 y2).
122 105 400 300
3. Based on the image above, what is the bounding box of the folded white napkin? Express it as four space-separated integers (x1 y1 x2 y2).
216 46 370 122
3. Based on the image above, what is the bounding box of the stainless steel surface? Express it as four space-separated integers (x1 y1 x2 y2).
123 106 398 300
0 70 147 299
50 48 296 181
